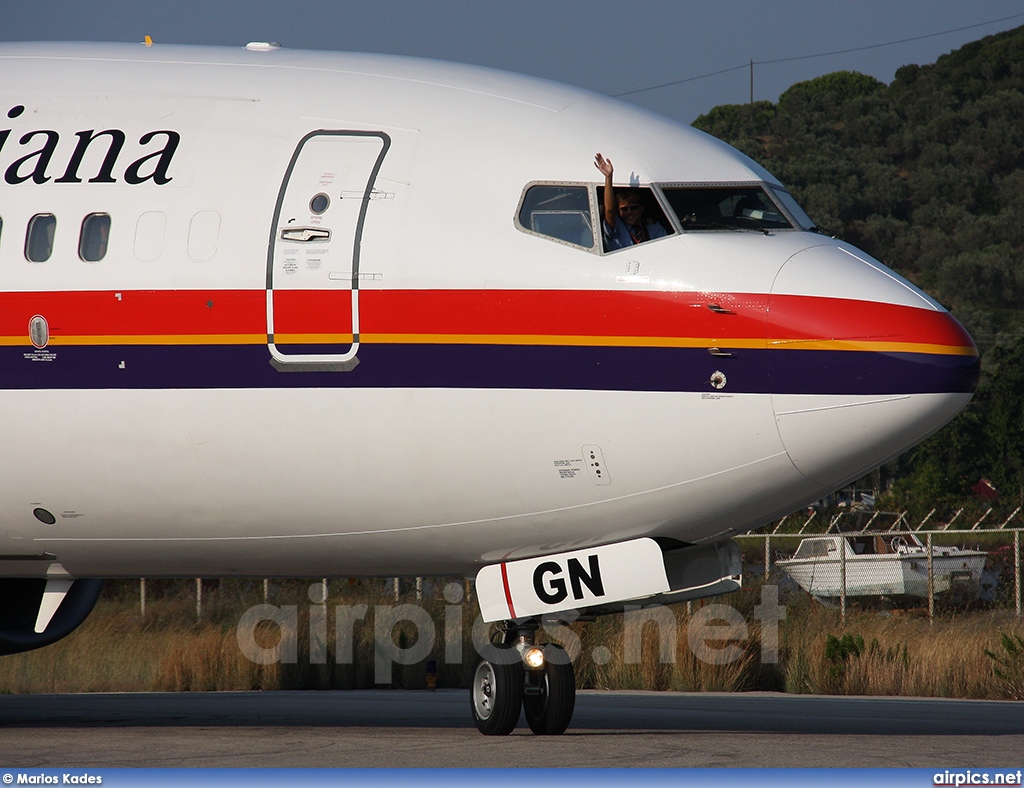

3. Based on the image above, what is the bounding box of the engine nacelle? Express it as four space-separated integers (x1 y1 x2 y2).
0 578 104 656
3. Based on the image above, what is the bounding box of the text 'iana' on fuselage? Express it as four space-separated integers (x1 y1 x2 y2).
0 104 180 185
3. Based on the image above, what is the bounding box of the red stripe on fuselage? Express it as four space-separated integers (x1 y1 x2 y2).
768 294 975 351
0 289 975 352
359 290 769 339
0 290 265 336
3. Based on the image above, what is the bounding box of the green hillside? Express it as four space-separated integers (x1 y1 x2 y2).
693 25 1024 513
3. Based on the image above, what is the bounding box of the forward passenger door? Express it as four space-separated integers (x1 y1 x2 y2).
267 131 390 371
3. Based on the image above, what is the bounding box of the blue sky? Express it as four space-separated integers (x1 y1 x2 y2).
3 1 1024 124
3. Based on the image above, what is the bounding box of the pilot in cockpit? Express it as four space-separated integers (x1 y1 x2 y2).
594 152 667 250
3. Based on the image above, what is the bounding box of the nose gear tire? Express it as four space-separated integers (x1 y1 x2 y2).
470 646 524 735
523 644 575 735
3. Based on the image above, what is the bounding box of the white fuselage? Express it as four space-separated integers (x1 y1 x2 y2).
0 43 976 580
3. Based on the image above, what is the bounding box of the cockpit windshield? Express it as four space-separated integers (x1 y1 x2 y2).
766 186 817 231
660 185 801 232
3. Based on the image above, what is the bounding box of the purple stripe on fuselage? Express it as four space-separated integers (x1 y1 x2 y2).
0 344 979 395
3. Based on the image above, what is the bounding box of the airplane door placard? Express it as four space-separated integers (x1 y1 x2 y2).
267 131 390 371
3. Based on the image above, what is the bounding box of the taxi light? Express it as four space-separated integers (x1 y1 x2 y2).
523 646 545 669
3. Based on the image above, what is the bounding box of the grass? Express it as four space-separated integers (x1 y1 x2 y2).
1 578 1022 699
780 602 1024 697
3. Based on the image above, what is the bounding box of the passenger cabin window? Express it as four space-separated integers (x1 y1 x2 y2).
662 186 793 232
134 211 166 261
79 213 111 262
25 214 56 262
188 210 221 261
517 185 594 249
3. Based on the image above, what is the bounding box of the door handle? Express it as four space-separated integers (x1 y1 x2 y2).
280 227 332 242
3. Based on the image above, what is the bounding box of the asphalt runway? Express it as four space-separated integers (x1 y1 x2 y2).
1 690 1022 767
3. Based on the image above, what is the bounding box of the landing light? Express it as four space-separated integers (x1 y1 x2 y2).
523 646 545 669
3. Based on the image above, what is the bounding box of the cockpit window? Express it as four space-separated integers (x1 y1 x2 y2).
766 186 817 231
596 185 674 252
517 184 594 250
661 185 793 231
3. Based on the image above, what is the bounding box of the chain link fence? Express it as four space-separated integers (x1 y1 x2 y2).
738 523 1022 621
128 506 1023 625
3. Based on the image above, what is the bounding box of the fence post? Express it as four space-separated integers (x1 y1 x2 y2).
971 508 992 530
1016 530 1021 619
196 578 202 621
798 510 817 534
140 578 146 619
927 532 934 624
839 535 847 626
999 505 1020 529
764 533 772 579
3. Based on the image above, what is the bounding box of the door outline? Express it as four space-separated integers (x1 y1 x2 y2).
266 130 391 372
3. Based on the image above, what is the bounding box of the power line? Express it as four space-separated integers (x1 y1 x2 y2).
613 63 750 97
760 12 1024 66
613 12 1024 98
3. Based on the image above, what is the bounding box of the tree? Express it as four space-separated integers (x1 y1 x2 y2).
692 25 1024 512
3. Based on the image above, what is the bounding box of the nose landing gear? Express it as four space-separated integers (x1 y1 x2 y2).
470 644 524 735
523 643 575 735
470 621 576 736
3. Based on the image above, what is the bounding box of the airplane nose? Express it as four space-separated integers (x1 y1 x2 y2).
768 242 979 487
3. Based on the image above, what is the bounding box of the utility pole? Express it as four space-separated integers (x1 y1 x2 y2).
749 59 755 130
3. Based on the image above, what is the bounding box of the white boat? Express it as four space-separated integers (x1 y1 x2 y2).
776 533 987 599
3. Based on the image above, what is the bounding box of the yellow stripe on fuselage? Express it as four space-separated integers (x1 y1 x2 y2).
768 338 977 355
0 332 977 356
